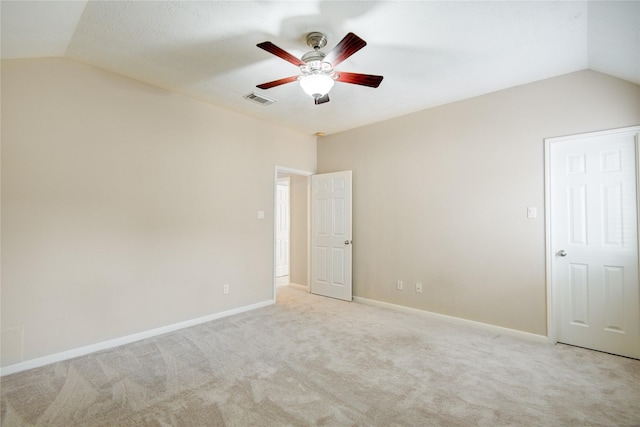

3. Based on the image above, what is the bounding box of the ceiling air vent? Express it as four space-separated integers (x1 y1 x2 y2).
244 92 276 106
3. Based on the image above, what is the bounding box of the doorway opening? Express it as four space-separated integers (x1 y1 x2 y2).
275 176 290 283
273 166 312 301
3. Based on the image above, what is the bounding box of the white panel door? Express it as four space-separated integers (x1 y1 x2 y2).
311 171 352 301
549 127 640 359
275 179 290 278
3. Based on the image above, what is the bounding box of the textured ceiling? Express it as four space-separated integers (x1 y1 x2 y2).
2 1 639 136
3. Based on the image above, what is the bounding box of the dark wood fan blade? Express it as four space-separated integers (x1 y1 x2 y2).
324 33 367 67
257 41 305 67
256 76 298 89
335 72 383 88
315 94 330 105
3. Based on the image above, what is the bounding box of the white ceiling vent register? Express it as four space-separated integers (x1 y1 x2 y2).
244 92 276 106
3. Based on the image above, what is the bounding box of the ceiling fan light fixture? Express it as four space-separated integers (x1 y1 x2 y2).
256 32 382 105
299 74 335 99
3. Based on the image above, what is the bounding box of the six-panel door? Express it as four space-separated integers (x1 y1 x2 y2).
311 171 352 301
550 129 640 359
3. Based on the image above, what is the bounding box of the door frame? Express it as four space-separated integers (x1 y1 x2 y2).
544 125 640 346
273 166 313 302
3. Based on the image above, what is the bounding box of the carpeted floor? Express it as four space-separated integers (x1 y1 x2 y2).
1 286 639 426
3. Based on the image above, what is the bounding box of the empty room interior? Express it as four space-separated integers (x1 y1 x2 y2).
1 1 640 425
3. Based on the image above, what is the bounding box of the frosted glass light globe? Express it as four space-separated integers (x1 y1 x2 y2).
299 74 335 99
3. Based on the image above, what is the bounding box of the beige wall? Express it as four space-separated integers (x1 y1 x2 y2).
318 70 640 336
1 58 316 366
3 60 638 366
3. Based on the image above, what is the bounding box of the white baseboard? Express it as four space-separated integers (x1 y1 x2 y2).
353 296 549 344
288 282 310 292
1 299 274 376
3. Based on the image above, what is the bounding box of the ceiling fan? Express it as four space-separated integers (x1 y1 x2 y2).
256 32 383 105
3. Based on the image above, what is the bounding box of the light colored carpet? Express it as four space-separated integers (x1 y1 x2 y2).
1 286 639 426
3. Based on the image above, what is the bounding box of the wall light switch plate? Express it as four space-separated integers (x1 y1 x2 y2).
257 210 265 220
527 207 537 219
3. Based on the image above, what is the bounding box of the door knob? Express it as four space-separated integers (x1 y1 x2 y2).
557 250 567 257
344 240 351 245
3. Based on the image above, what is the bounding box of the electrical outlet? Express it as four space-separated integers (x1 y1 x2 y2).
223 284 229 295
397 280 403 290
415 283 423 293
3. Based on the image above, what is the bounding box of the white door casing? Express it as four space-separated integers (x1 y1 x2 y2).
275 178 290 278
547 126 640 359
311 171 353 301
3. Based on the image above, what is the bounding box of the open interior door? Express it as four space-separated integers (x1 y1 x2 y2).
311 171 352 301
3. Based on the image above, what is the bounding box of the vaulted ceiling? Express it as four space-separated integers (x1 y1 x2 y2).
2 1 638 135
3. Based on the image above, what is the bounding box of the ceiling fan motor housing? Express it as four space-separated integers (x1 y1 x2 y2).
301 50 325 63
300 44 334 79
